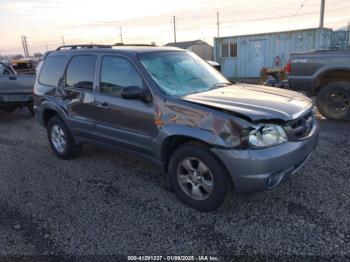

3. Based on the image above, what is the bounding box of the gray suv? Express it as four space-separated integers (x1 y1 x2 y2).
34 45 319 211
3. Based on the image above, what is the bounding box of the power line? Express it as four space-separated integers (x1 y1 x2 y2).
179 6 348 31
290 0 308 23
219 5 350 24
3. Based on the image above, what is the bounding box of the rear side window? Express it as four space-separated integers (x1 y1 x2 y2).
38 56 66 86
65 55 96 90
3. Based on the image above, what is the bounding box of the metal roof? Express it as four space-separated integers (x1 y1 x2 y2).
214 27 332 40
165 40 210 49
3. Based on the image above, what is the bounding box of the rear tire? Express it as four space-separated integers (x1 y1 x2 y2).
316 81 350 121
47 116 80 159
168 143 228 212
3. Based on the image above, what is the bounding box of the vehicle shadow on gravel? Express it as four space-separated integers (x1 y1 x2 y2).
0 109 33 122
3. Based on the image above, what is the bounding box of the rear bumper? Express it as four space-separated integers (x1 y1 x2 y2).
212 121 319 193
287 76 316 96
0 95 33 110
0 94 33 108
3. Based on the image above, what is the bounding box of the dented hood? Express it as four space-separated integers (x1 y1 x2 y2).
181 84 313 121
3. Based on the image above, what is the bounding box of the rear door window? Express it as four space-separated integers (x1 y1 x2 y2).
39 56 66 86
65 55 96 91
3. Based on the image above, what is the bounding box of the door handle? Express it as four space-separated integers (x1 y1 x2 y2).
97 102 110 109
9 76 17 80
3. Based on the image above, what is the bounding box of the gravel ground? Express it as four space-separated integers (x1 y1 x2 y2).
0 109 349 259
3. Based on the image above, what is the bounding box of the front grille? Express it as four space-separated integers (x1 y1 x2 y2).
288 111 314 139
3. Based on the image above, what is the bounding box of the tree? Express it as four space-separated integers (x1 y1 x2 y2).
12 54 24 60
34 53 43 58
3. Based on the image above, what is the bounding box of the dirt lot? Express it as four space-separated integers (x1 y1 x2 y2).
0 109 349 259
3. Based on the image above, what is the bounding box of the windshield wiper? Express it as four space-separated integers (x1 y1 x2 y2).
211 82 232 89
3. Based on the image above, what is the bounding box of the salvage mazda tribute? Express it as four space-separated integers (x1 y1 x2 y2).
33 44 319 211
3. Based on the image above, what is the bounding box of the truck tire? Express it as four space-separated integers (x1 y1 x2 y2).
316 81 350 121
168 143 228 212
47 116 80 159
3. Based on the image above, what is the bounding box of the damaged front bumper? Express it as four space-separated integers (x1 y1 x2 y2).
211 120 319 193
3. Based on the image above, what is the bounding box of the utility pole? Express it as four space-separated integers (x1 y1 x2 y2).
173 16 177 43
216 11 220 38
319 0 326 49
21 36 25 56
61 36 65 45
21 36 29 57
119 26 123 43
25 36 29 57
319 0 325 29
347 21 350 48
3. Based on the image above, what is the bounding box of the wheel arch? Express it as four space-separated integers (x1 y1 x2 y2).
314 67 350 94
40 102 69 127
161 135 211 172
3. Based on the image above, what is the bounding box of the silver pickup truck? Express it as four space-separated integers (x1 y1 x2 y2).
287 50 350 121
0 62 36 115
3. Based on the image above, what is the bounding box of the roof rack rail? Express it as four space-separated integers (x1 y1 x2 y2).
56 44 112 51
113 43 157 47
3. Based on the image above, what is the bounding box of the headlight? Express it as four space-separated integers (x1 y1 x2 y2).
245 124 287 148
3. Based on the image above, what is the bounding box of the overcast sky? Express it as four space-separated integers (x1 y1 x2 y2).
0 0 349 55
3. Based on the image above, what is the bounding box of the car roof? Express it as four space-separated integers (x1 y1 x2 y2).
48 46 185 57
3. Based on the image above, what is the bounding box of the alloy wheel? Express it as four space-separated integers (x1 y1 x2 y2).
177 157 214 200
51 125 66 153
326 91 350 112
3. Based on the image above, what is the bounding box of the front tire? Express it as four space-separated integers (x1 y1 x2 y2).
168 143 228 212
316 81 350 121
47 116 80 159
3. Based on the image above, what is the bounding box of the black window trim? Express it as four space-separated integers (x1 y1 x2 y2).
63 53 98 93
38 55 66 87
229 42 238 58
221 42 238 59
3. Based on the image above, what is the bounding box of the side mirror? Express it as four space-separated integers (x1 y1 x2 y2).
121 86 150 102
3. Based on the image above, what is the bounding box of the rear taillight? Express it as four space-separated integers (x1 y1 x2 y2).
284 61 291 74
